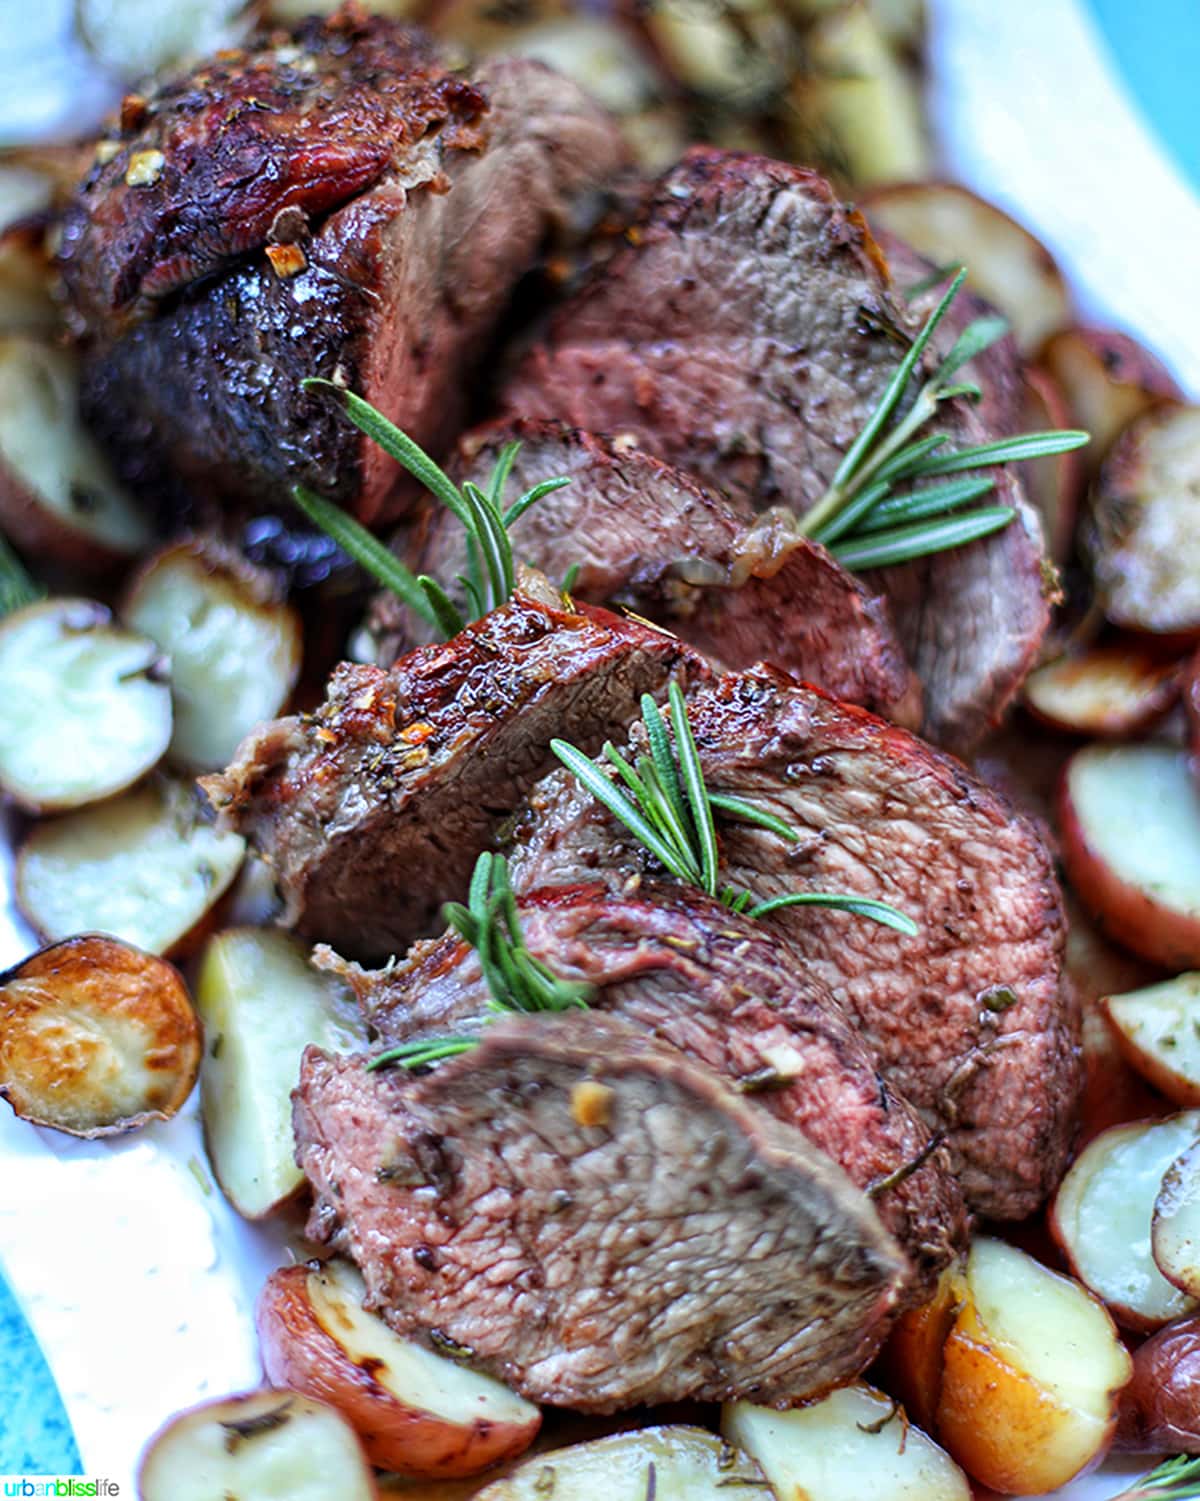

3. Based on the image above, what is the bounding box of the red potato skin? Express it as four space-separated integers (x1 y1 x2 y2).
256 1265 541 1478
1187 647 1200 778
0 457 134 573
1116 1313 1200 1452
1020 367 1082 565
1024 648 1184 742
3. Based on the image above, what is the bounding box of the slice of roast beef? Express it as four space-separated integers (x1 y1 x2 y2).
202 589 704 957
362 420 920 723
294 1012 908 1409
320 878 967 1293
508 667 1078 1219
59 13 627 526
500 148 1053 749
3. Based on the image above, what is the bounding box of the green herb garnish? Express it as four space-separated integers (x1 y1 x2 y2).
296 380 570 637
551 681 916 934
1110 1456 1200 1500
0 528 42 618
798 269 1087 568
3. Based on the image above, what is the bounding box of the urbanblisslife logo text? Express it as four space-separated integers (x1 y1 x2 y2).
1 1481 119 1496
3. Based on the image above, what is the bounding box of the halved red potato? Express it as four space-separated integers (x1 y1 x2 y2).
1051 1114 1200 1330
258 1258 540 1478
933 1237 1131 1495
1059 744 1200 969
872 1261 963 1433
123 538 302 772
1024 646 1182 739
16 778 244 956
1153 1139 1200 1299
0 337 152 570
138 1389 377 1501
1116 1311 1200 1452
861 183 1071 351
722 1382 970 1500
1019 367 1081 564
0 934 200 1137
1084 403 1200 638
0 598 172 814
1104 973 1200 1106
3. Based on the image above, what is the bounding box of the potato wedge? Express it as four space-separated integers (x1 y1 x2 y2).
723 1382 970 1500
138 1388 377 1501
258 1258 541 1477
1085 403 1200 637
0 597 172 814
17 778 244 956
0 934 199 1137
1024 646 1181 739
197 928 365 1218
123 538 302 772
934 1237 1131 1494
1050 1114 1200 1330
77 0 254 78
0 337 151 569
873 1262 963 1433
1117 1311 1200 1452
1059 744 1200 969
1105 973 1200 1106
1019 368 1081 564
474 1425 766 1499
862 183 1071 352
1153 1139 1200 1300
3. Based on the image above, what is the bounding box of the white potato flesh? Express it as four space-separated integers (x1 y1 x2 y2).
124 540 302 771
723 1383 969 1501
17 779 244 955
1023 646 1181 738
1052 1115 1200 1328
1105 973 1200 1105
0 170 56 336
138 1389 377 1501
1153 1138 1200 1298
77 0 253 77
502 18 660 115
0 598 172 813
197 929 365 1218
474 1426 767 1498
642 0 786 103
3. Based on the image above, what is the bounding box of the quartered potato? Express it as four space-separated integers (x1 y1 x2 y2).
723 1382 970 1501
16 779 244 956
258 1258 541 1477
473 1426 767 1499
137 1389 377 1501
873 1262 963 1433
1050 1114 1200 1331
1118 1311 1200 1453
196 928 365 1218
1024 645 1181 739
1085 403 1200 637
0 338 151 570
77 0 254 78
1105 973 1200 1105
1020 367 1081 563
1153 1139 1200 1300
0 934 200 1137
123 539 302 772
0 598 172 813
862 183 1071 351
933 1237 1131 1494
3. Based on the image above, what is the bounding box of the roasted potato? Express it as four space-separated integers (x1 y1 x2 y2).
0 934 200 1137
933 1237 1131 1494
197 928 366 1218
640 0 791 107
1154 1139 1200 1300
861 183 1071 352
137 1388 378 1501
0 597 172 814
0 337 151 570
16 778 245 956
123 538 302 772
1024 645 1182 739
872 1262 963 1433
258 1258 541 1477
1050 1114 1200 1331
1019 368 1081 564
723 1382 970 1500
1105 973 1200 1106
1117 1311 1200 1452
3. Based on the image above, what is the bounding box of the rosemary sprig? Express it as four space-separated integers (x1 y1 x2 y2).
0 528 42 618
296 379 570 637
551 682 917 935
1109 1455 1200 1500
798 270 1087 566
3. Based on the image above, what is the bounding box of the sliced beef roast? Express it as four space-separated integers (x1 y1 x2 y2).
508 667 1078 1219
294 1012 907 1409
362 420 920 723
59 13 627 525
501 148 1053 749
203 589 703 957
320 878 967 1293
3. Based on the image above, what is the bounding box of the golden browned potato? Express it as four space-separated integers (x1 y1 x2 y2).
1019 367 1082 563
1117 1312 1200 1452
1024 645 1182 739
1105 974 1200 1107
0 934 200 1137
873 1262 963 1434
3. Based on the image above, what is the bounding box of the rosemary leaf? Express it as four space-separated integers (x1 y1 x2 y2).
749 891 918 934
487 440 522 510
707 793 798 843
917 429 1089 476
0 529 42 618
1108 1453 1200 1500
641 693 691 841
808 477 892 547
831 506 1016 571
461 480 512 605
902 262 963 300
870 433 947 487
668 680 718 896
368 1035 479 1072
858 475 996 533
505 476 572 527
935 314 1009 382
551 738 694 882
418 574 467 637
562 562 583 594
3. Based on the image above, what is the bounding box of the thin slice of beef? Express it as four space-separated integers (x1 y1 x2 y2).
294 1012 908 1409
202 589 704 958
500 148 1053 750
507 667 1078 1219
362 420 920 723
320 878 967 1293
60 14 627 525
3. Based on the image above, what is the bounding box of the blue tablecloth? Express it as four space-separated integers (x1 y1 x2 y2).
0 1269 80 1474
